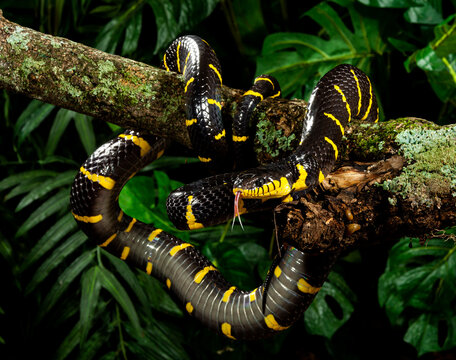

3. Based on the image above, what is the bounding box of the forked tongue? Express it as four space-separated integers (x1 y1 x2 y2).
231 191 244 231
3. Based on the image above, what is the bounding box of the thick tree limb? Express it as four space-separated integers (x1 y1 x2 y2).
278 119 456 252
1 11 455 253
0 11 303 156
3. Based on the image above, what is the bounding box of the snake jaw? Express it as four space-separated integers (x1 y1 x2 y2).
232 190 244 231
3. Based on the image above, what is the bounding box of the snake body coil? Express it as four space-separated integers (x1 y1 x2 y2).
70 35 378 340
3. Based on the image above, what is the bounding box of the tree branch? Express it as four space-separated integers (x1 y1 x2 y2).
278 119 456 252
1 11 455 252
0 11 303 155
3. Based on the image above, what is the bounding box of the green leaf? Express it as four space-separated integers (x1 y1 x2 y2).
39 250 95 320
95 16 125 54
146 0 220 54
404 0 443 25
80 265 103 345
304 271 356 338
143 155 198 171
121 10 142 55
433 15 456 59
15 189 69 238
230 0 267 55
97 266 142 336
15 170 75 211
154 171 178 210
26 231 88 294
0 231 14 265
14 100 55 146
238 242 269 266
0 170 56 192
55 321 81 360
203 240 260 290
404 313 456 356
21 213 78 271
45 108 75 156
79 324 112 360
378 237 456 355
145 0 179 54
3 89 10 125
405 15 456 103
89 4 121 16
125 320 191 360
138 274 183 317
74 113 96 156
53 0 65 33
178 0 220 30
119 174 186 238
97 352 118 360
257 2 385 98
104 251 153 318
4 176 50 202
356 0 417 7
387 37 417 54
95 0 144 54
119 176 157 223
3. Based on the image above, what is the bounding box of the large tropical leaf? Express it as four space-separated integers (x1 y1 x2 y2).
378 236 456 356
256 0 386 98
358 0 445 24
304 271 356 338
405 14 456 105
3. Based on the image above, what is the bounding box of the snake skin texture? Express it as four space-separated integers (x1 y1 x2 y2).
70 35 378 340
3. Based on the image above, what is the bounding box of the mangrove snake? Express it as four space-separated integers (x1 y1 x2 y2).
70 35 379 340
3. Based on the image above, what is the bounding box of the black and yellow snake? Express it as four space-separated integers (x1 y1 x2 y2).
70 35 378 340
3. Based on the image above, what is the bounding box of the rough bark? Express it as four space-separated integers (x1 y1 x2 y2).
277 118 456 253
1 11 455 253
0 11 302 155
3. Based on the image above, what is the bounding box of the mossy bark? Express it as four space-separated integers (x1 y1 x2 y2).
0 11 455 253
278 120 456 253
0 11 300 151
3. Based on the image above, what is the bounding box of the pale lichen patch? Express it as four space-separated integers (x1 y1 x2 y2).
90 59 158 108
20 57 45 78
382 126 456 206
49 38 63 49
7 26 29 52
90 60 117 100
59 77 83 98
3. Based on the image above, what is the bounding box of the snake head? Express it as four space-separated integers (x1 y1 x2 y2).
232 163 293 199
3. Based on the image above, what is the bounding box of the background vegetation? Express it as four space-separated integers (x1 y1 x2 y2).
0 0 455 359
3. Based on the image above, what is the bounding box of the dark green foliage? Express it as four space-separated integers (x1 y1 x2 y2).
1 0 455 359
378 235 456 356
305 272 357 339
257 0 386 99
